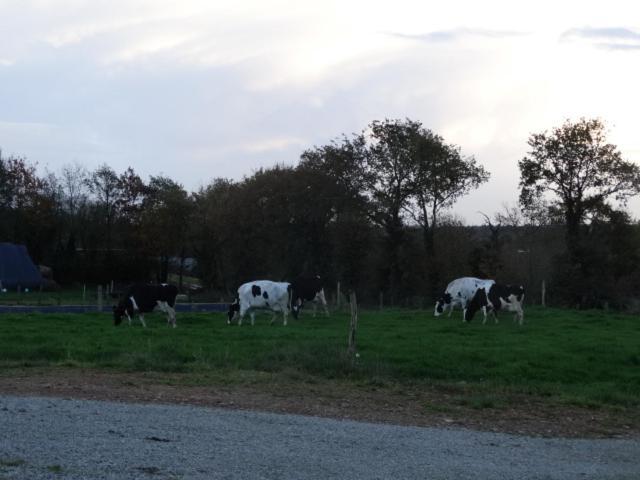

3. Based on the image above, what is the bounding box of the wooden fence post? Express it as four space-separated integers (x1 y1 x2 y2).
347 292 358 356
97 285 103 312
336 281 341 310
541 280 546 308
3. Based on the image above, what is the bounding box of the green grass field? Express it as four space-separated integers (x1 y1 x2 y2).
0 306 638 409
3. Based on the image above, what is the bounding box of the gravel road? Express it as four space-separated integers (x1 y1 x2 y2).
0 395 638 479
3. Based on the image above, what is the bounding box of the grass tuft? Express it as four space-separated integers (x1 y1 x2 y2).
0 458 25 468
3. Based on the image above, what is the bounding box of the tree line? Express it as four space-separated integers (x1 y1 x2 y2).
1 117 639 308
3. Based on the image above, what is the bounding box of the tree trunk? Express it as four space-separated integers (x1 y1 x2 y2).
385 217 404 305
178 247 185 291
159 255 169 283
565 213 582 267
420 201 440 300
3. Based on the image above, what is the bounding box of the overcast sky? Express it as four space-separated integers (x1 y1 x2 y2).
1 0 639 223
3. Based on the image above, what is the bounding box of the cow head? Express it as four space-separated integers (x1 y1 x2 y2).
227 298 240 324
513 285 525 302
434 293 452 316
291 297 303 320
464 288 488 322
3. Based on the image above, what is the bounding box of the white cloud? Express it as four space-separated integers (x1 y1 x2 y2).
561 27 640 50
0 0 639 221
241 137 306 154
389 28 527 43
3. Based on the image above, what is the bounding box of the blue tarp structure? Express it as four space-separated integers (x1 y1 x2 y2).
0 243 43 290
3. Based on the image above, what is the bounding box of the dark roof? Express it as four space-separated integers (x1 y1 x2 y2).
0 243 43 289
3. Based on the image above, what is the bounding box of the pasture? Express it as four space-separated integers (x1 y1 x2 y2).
0 306 638 411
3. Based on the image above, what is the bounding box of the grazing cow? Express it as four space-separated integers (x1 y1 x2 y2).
465 284 525 325
434 277 495 323
228 280 291 326
290 275 329 319
113 283 178 328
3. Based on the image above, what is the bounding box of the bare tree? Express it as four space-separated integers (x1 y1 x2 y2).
87 164 121 255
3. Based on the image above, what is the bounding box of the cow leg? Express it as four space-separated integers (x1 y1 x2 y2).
157 301 170 327
318 290 329 317
228 309 238 325
130 296 140 311
250 311 256 326
515 307 523 325
238 306 248 326
126 312 133 326
128 296 144 327
508 301 523 325
482 306 498 325
270 311 276 325
157 301 177 328
283 309 288 326
167 305 177 328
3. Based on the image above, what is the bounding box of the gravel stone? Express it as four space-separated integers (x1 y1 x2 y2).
0 395 638 479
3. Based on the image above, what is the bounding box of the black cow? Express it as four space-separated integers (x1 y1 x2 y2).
464 284 525 325
113 283 179 328
290 275 329 319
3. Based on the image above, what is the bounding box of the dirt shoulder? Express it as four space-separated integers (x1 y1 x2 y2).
0 368 637 439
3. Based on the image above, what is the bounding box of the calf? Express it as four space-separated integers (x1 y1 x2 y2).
113 283 178 328
290 275 329 319
228 280 291 326
434 277 495 323
464 284 525 325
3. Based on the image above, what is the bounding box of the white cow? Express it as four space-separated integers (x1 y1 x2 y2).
227 280 291 326
434 277 495 323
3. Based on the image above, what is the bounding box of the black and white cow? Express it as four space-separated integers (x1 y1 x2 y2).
228 280 291 326
290 275 329 319
464 284 525 325
434 277 495 323
113 283 178 328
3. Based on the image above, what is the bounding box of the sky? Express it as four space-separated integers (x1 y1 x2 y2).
1 0 639 224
